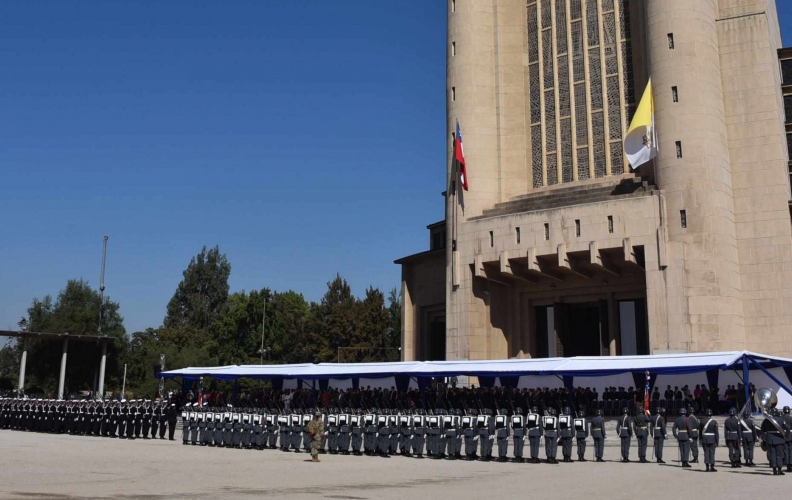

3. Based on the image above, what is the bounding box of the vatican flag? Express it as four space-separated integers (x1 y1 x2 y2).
623 78 657 169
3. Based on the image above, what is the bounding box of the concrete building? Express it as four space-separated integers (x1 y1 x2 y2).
397 0 792 362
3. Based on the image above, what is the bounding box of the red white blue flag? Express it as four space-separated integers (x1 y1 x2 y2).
454 121 468 191
644 370 651 416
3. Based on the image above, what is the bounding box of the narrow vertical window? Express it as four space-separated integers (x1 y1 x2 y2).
676 141 683 159
672 86 679 102
608 215 614 234
575 220 581 237
451 0 455 13
489 231 494 247
452 42 456 56
668 33 675 50
680 210 687 228
516 227 521 244
544 223 550 241
451 87 456 101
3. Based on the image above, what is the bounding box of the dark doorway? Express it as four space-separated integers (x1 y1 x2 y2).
562 302 602 357
426 317 446 361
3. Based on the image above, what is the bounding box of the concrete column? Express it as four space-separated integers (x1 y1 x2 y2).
58 338 68 399
97 340 108 399
18 336 29 393
607 292 619 356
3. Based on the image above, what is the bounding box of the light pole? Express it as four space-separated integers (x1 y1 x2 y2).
259 296 267 364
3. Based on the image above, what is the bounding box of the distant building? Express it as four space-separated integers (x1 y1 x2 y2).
398 0 792 361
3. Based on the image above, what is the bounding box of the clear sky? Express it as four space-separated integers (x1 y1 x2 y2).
1 2 792 335
0 0 447 334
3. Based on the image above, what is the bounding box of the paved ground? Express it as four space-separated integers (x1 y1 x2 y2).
1 430 789 500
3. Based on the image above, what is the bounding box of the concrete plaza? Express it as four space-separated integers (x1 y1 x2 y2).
0 430 788 500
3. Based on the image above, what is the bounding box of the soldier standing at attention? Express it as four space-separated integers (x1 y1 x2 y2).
590 409 605 462
783 406 792 473
634 410 651 463
542 408 559 464
740 411 757 467
672 407 691 468
687 407 700 464
724 407 742 468
167 403 178 441
650 407 667 464
573 411 588 462
558 408 573 463
526 407 543 464
307 411 324 463
762 407 786 475
511 408 526 463
700 409 719 472
616 407 632 462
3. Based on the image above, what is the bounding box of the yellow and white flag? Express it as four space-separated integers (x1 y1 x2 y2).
623 78 657 169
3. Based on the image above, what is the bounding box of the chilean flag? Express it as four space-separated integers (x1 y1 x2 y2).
454 121 468 191
643 370 651 416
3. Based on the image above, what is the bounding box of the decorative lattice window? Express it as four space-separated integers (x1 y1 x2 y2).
619 0 631 40
621 41 635 105
571 21 584 82
532 125 544 188
558 55 570 117
547 153 558 185
574 83 588 145
589 48 603 110
577 147 590 180
556 0 568 55
602 0 615 12
610 141 624 175
528 3 539 63
592 111 606 178
782 59 792 86
530 64 541 124
543 30 555 88
545 89 557 151
542 0 552 29
561 119 573 183
570 0 582 20
607 76 622 140
586 0 600 46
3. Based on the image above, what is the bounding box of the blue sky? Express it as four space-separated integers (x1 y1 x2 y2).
1 2 791 335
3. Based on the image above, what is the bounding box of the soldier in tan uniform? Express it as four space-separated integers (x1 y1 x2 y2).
307 411 324 463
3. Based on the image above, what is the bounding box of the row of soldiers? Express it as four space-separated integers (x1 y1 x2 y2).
0 398 179 441
614 405 792 475
181 403 602 464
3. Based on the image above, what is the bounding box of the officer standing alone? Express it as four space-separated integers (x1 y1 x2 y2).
590 409 606 462
616 408 632 462
700 409 719 472
650 407 667 464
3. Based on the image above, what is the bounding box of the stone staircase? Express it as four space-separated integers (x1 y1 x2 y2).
474 176 656 220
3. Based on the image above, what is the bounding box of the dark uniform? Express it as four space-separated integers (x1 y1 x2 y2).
723 409 742 468
700 410 719 472
616 409 632 462
526 408 543 463
574 415 588 461
590 410 606 462
762 409 786 475
739 414 757 466
511 410 525 462
783 407 792 473
634 412 651 463
650 408 667 463
494 411 509 462
687 409 700 464
542 410 559 464
672 408 692 468
558 409 573 462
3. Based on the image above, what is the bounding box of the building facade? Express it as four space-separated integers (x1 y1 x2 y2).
398 0 792 362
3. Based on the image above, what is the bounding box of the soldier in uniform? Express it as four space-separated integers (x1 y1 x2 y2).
118 400 128 438
724 407 742 468
351 410 364 455
338 409 352 455
241 413 253 449
783 406 792 473
197 406 207 444
762 407 786 475
142 401 152 439
252 413 263 449
687 407 700 464
159 402 168 439
167 403 177 441
650 407 667 464
426 411 440 458
151 402 160 439
616 407 632 462
700 408 719 472
634 410 651 463
740 411 757 467
127 401 137 440
327 411 340 454
398 411 412 456
542 408 559 464
412 410 426 458
672 407 692 468
363 410 377 455
494 409 510 462
477 409 495 461
306 410 324 463
558 407 573 463
527 406 543 464
511 408 526 463
267 413 279 449
573 411 588 462
134 400 144 439
388 411 400 456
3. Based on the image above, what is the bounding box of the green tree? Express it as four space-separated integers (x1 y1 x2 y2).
164 245 231 330
386 287 402 357
20 279 126 395
309 274 357 362
355 287 389 362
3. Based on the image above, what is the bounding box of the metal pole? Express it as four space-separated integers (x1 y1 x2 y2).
18 336 28 394
58 337 68 399
260 297 266 364
121 363 127 400
97 340 108 399
98 236 108 335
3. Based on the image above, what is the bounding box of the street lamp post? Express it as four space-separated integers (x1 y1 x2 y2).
259 297 266 364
